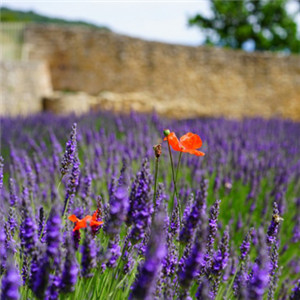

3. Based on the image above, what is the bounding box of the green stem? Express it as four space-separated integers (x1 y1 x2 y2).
153 157 159 210
39 174 64 240
107 241 130 294
57 179 62 191
166 137 183 232
29 190 36 216
175 152 182 183
173 152 183 220
62 193 70 217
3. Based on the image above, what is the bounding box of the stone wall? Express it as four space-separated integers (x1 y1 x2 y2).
24 24 300 120
0 60 52 116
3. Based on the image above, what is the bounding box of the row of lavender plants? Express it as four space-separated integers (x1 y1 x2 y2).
0 111 299 300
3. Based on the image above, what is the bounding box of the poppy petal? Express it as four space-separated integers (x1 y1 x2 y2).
180 132 202 149
92 210 99 220
183 148 205 156
83 215 92 220
90 220 104 227
164 132 184 151
68 215 79 223
73 220 87 231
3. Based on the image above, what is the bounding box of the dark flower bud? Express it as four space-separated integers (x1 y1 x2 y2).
153 144 162 158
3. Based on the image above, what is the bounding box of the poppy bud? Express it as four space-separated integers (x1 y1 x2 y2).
163 129 170 137
153 144 162 158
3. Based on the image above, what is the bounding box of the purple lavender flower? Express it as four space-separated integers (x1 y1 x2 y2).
66 154 80 196
1 256 20 300
32 153 41 185
213 170 221 193
62 154 80 215
130 209 166 300
8 178 18 207
292 215 300 243
162 213 178 281
180 180 208 244
178 200 207 297
104 185 129 237
24 155 35 194
72 230 81 251
49 130 63 168
20 207 38 256
127 159 153 240
0 224 6 274
106 238 121 268
46 274 61 300
236 213 243 231
234 268 248 300
247 228 270 300
118 158 129 186
60 123 77 176
210 228 230 297
21 256 29 285
0 156 4 190
60 235 79 293
123 250 134 274
196 277 210 300
153 183 167 214
203 199 221 270
81 165 92 207
240 228 253 261
268 242 279 300
29 251 40 289
178 230 203 296
33 256 51 299
38 207 46 243
289 279 300 300
46 207 62 259
266 202 283 246
234 228 253 297
81 225 96 278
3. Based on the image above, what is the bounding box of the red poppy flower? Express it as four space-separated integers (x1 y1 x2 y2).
68 210 104 232
164 132 205 156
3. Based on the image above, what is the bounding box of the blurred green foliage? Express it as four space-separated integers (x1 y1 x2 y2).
189 0 300 53
0 7 110 31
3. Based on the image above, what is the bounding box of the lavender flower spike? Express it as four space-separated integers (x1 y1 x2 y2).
210 227 230 297
46 207 62 260
240 228 253 261
60 123 77 176
266 202 283 246
289 279 300 300
81 225 96 278
0 156 4 190
130 209 166 300
128 159 153 244
104 185 129 237
247 228 269 300
1 254 21 300
60 234 78 293
62 154 80 216
203 199 221 271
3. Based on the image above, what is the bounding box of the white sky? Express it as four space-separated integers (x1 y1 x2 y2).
1 0 299 47
1 0 212 46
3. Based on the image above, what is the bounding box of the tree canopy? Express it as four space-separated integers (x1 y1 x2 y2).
0 7 110 31
189 0 300 53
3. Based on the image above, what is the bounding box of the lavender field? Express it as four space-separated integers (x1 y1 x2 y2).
0 111 299 300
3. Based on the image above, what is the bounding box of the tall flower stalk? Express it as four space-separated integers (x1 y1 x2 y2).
163 129 205 223
152 144 162 210
164 129 179 216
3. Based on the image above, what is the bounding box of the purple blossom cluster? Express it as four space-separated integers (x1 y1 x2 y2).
0 111 299 299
